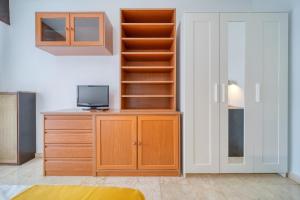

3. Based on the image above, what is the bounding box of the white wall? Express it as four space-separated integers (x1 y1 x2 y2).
0 22 9 76
0 0 253 153
289 0 300 181
0 23 3 72
251 0 292 11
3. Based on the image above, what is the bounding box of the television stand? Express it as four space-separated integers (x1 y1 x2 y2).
42 109 180 176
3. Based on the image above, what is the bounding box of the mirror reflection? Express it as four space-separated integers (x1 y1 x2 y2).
227 22 245 164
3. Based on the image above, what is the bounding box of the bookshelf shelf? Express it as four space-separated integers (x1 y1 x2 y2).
120 9 176 110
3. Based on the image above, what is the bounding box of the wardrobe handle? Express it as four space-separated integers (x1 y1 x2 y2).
255 83 261 102
221 83 226 103
214 83 219 103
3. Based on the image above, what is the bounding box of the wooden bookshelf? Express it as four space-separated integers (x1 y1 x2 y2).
120 9 176 110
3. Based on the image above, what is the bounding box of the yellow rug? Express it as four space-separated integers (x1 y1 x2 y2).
12 185 145 200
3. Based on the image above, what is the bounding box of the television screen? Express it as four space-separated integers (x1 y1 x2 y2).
0 0 10 25
77 85 109 108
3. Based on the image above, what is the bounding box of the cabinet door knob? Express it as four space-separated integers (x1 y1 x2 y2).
66 27 69 31
138 141 142 146
71 27 74 31
133 141 137 145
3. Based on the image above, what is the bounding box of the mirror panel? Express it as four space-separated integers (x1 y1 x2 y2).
227 22 245 164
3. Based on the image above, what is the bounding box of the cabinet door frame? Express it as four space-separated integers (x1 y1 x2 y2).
96 116 137 170
219 13 256 173
70 13 104 46
36 12 70 46
183 12 220 173
137 115 179 170
253 13 288 173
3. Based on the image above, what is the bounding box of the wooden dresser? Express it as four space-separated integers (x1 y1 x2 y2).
43 109 180 176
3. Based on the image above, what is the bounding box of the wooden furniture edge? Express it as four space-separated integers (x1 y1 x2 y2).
104 12 113 55
42 110 181 116
96 169 180 176
120 8 176 11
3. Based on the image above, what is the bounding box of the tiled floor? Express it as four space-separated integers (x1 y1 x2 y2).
1 158 300 200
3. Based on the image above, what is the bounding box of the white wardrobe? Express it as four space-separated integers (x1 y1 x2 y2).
181 12 288 174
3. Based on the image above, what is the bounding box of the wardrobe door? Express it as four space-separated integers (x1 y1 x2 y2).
253 13 288 173
220 13 257 173
183 13 220 173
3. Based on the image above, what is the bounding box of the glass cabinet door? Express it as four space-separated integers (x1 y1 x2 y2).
70 13 104 45
36 13 70 46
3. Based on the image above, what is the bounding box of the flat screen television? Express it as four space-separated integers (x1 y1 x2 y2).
77 85 109 109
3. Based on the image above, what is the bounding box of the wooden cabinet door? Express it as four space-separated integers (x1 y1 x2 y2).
96 116 137 170
138 115 179 170
70 13 104 46
36 13 70 46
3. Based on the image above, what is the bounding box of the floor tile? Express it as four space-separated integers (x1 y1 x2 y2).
0 158 299 200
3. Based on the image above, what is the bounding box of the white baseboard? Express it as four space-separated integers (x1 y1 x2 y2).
288 172 300 184
35 153 43 158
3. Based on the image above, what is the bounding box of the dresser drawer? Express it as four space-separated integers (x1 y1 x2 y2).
45 159 93 176
45 131 93 144
45 145 93 158
44 116 92 130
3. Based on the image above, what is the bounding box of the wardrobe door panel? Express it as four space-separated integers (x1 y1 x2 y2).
220 13 256 173
254 13 288 173
183 13 220 173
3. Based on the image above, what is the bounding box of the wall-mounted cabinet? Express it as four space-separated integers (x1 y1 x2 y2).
36 12 112 56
